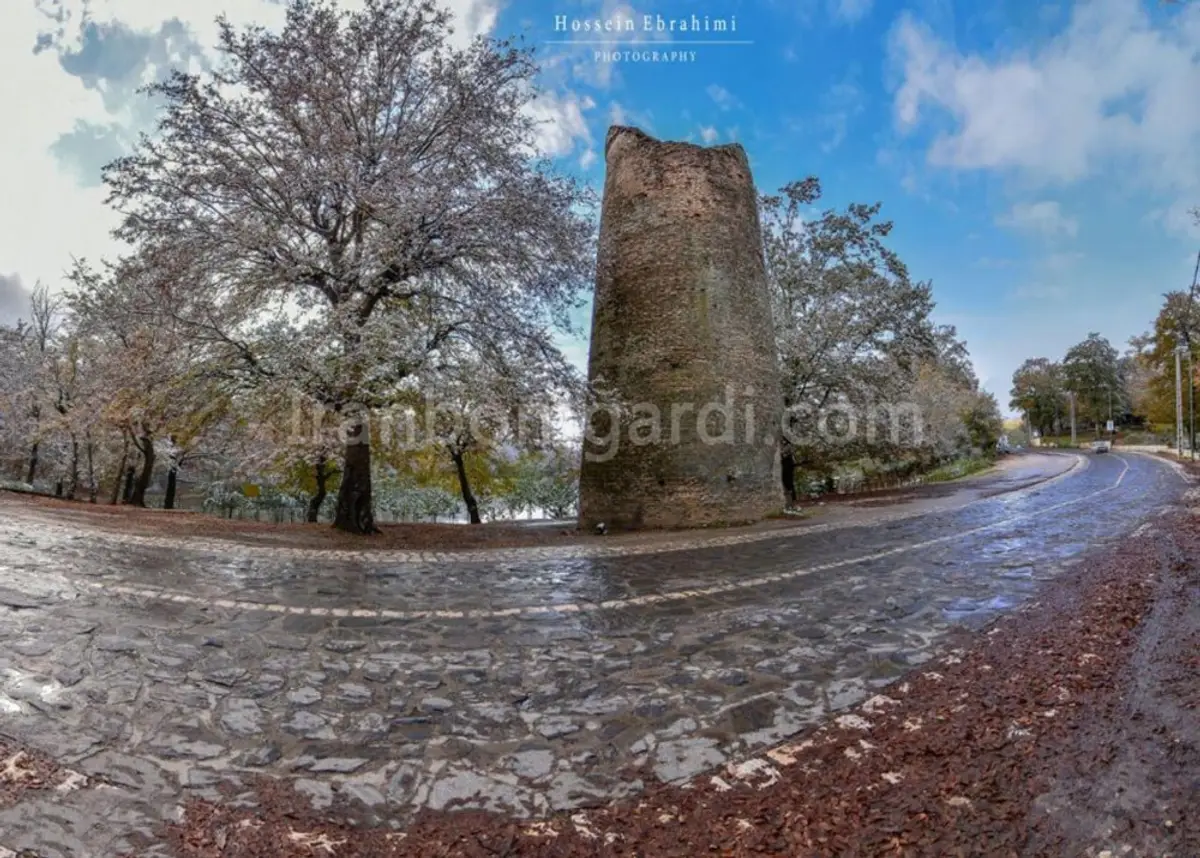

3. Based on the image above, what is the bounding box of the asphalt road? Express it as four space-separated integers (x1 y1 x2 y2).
0 450 1187 857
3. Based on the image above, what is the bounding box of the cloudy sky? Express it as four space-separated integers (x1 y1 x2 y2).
2 0 1199 414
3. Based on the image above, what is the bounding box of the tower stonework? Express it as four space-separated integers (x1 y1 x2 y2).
578 126 783 531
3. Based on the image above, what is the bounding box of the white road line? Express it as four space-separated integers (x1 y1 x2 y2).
75 455 1146 621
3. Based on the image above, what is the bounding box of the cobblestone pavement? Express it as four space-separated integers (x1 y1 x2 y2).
0 452 1187 856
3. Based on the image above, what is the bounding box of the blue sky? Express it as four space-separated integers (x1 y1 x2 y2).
2 0 1199 415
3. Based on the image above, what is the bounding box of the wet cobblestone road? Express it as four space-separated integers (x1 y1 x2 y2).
0 452 1188 856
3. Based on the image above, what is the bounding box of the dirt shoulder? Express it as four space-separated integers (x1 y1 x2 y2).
0 453 1071 553
130 465 1197 857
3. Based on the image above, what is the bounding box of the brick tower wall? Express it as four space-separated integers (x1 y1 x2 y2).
578 126 784 531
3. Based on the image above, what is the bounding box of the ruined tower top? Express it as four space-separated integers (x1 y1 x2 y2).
604 124 749 161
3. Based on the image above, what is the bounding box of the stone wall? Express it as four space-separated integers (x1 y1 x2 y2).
578 126 784 530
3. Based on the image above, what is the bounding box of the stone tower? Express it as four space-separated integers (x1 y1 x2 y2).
578 126 783 531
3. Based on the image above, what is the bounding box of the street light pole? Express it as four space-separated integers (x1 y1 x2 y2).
1175 342 1185 454
1187 250 1199 460
1189 349 1195 460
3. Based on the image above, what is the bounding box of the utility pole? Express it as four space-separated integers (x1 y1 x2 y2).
1175 343 1185 453
1191 350 1196 460
1187 250 1199 459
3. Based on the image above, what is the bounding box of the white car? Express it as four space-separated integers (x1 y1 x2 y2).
1091 440 1111 453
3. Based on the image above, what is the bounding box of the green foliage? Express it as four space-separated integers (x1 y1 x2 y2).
926 456 992 483
763 177 996 487
961 390 1004 451
0 480 36 494
1063 333 1121 428
496 450 580 519
276 457 342 498
1010 358 1066 436
1004 426 1029 447
376 480 462 522
202 481 248 518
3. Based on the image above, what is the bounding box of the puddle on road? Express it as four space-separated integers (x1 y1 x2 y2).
941 593 1020 623
999 565 1035 580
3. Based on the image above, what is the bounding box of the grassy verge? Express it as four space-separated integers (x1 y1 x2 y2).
924 455 995 483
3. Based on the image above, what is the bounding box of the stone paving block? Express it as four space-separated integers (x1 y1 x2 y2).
0 452 1185 850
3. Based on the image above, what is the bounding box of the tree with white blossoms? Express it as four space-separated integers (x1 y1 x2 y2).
761 178 938 501
44 332 86 499
0 321 34 480
908 325 1002 458
407 331 579 524
67 258 228 508
101 0 595 533
16 283 63 487
226 380 345 523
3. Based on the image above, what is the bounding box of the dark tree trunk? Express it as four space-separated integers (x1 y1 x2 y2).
333 427 378 534
121 466 135 503
780 447 797 504
129 433 155 507
450 447 482 525
86 434 97 503
55 480 63 497
66 435 79 500
111 458 126 504
26 441 38 486
164 466 178 510
307 455 328 523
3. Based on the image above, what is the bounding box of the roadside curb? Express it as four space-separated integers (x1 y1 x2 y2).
0 454 1087 566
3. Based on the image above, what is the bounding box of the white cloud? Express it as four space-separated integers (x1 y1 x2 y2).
1152 200 1200 241
706 84 738 110
974 256 1016 269
1011 282 1069 301
606 101 654 134
889 0 1200 233
820 76 864 151
997 201 1079 239
0 274 32 326
1042 250 1085 272
699 125 719 144
552 0 669 91
0 0 519 294
830 0 873 25
527 91 595 157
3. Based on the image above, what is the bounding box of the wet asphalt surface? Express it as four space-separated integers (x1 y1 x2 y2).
0 451 1188 857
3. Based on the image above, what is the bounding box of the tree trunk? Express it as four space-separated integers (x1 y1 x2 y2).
450 447 482 525
55 480 63 497
129 432 154 507
333 427 378 534
307 455 328 523
164 465 178 510
122 465 135 503
110 433 129 504
86 433 97 503
66 435 79 500
111 459 126 504
780 447 797 504
26 441 38 486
